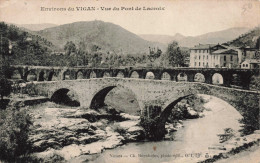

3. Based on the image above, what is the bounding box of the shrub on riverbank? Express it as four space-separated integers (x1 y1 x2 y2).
140 115 165 140
238 95 259 136
0 106 32 162
168 95 207 122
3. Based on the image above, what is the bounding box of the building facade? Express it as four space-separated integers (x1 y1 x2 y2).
190 44 239 68
241 59 260 69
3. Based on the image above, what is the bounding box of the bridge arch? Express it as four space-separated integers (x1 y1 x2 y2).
130 71 139 78
161 72 171 80
90 71 97 78
48 71 59 81
177 72 188 82
103 71 111 78
145 71 155 79
194 73 205 82
116 71 125 78
11 69 22 80
76 70 84 79
63 70 71 80
24 70 37 82
50 88 80 106
212 73 223 85
90 84 141 112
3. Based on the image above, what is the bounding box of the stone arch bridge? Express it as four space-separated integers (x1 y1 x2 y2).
26 78 260 129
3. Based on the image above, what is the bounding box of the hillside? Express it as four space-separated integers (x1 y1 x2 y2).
15 23 58 31
228 26 260 48
140 33 185 45
0 22 57 66
35 21 166 54
140 27 250 47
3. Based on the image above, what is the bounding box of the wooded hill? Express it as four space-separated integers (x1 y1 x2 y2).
35 20 165 55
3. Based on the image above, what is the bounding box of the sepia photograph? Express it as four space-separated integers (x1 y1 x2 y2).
0 0 260 162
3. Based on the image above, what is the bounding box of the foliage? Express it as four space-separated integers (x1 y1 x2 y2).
64 41 76 55
0 22 53 59
165 41 186 67
229 27 260 48
167 95 206 122
238 95 259 136
0 107 32 162
16 153 65 163
249 75 260 90
140 105 166 140
0 78 11 100
148 47 162 62
140 115 165 140
256 36 260 49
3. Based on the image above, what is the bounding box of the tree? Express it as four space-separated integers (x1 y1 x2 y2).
0 107 32 162
148 47 162 62
166 41 185 67
0 78 11 100
256 36 260 50
64 41 76 55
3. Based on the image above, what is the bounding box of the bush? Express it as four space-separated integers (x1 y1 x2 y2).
140 105 165 140
0 78 12 100
0 106 32 162
140 115 165 140
168 95 206 122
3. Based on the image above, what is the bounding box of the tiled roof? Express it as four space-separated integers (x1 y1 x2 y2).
190 44 217 50
243 59 260 64
212 49 237 54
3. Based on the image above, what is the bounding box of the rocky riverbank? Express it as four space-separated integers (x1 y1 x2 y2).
26 102 144 162
25 99 203 162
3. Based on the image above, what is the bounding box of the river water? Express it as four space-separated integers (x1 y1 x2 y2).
89 95 243 163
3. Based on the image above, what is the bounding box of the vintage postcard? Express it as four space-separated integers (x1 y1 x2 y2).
0 0 260 162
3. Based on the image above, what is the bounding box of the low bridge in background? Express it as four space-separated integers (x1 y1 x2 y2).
8 65 260 89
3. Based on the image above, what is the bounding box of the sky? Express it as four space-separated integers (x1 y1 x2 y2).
0 0 260 36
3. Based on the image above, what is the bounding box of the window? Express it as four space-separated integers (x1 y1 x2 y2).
199 56 201 60
223 63 226 67
246 64 248 67
195 55 197 59
224 56 226 61
207 55 208 60
243 64 245 67
203 62 205 66
231 56 233 61
199 50 201 53
195 62 196 66
214 56 215 59
195 50 197 53
203 55 205 60
199 62 200 66
206 62 208 67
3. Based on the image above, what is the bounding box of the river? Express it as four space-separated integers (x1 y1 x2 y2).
88 94 243 163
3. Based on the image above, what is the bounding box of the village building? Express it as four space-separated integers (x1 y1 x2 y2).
189 44 239 68
241 59 260 69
